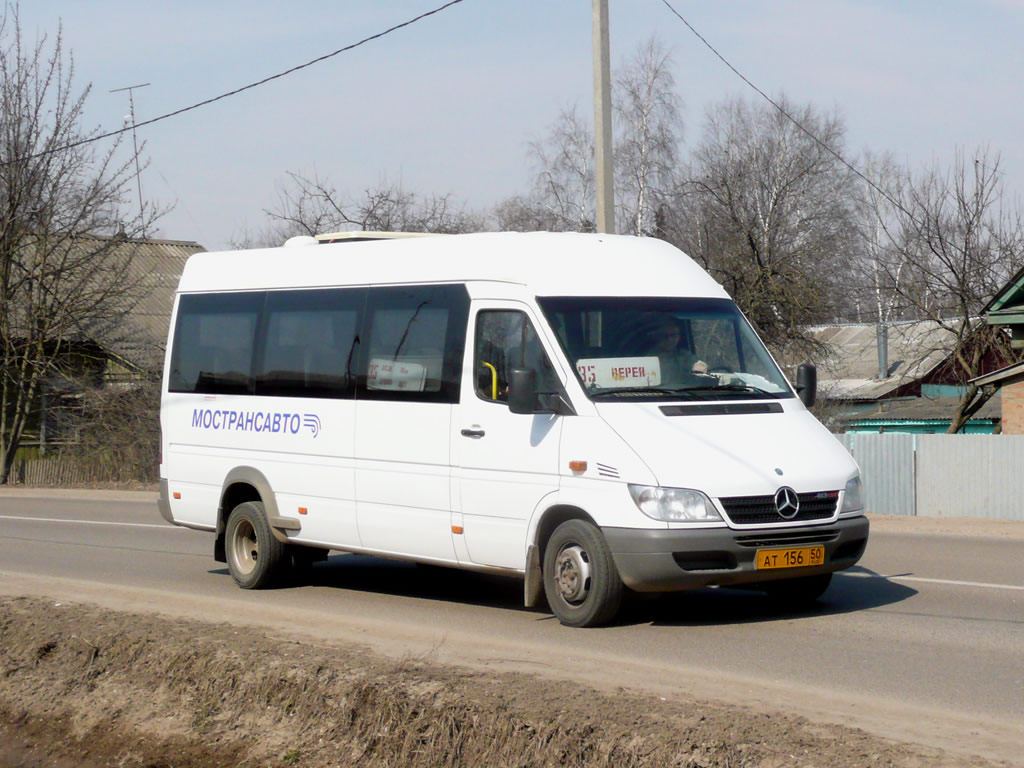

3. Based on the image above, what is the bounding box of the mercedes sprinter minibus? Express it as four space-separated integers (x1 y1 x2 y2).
158 232 868 627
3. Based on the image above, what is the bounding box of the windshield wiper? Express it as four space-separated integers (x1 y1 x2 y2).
681 383 786 398
590 387 699 399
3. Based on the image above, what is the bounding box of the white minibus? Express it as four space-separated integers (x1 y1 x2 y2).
158 232 868 627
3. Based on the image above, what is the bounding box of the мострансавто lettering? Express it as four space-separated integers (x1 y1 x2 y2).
191 408 320 436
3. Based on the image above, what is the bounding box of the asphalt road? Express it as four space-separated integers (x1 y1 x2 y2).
1 490 1022 764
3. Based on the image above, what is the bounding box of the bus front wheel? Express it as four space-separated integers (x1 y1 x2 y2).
542 519 623 628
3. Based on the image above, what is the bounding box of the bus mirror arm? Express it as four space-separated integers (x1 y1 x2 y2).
538 392 576 416
796 363 817 408
510 367 575 415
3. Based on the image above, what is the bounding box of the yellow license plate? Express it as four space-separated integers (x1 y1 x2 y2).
756 546 825 570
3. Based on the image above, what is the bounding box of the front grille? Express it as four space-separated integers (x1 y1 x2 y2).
734 530 840 549
720 491 839 525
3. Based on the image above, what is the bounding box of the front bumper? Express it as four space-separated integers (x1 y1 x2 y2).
603 516 869 592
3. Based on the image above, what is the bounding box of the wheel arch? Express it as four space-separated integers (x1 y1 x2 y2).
214 467 288 561
523 502 598 608
533 504 598 563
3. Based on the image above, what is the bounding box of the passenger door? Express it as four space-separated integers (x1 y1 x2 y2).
354 284 469 562
451 304 566 569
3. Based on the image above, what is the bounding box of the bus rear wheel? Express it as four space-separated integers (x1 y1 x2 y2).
226 501 285 589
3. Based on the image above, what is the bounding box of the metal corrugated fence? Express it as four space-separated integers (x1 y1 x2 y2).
916 435 1024 520
841 433 917 517
841 433 1024 521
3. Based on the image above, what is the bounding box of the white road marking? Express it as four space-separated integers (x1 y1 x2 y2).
0 515 178 530
842 571 1024 592
2 517 1020 591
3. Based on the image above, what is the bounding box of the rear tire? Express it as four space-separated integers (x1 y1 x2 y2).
225 501 285 589
542 519 623 628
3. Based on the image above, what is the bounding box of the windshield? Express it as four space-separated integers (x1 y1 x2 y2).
537 297 793 401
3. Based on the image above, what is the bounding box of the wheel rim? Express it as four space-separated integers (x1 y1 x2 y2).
554 543 591 605
230 518 259 576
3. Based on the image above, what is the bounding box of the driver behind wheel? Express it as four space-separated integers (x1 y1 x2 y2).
646 317 707 385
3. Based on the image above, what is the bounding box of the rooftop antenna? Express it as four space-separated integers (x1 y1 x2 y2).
110 82 150 237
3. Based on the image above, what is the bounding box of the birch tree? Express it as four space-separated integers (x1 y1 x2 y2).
498 105 595 233
614 39 681 236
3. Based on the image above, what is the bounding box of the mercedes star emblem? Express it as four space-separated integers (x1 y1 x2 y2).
774 486 800 519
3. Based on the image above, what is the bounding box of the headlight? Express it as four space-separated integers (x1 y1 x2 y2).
841 475 864 513
627 484 723 522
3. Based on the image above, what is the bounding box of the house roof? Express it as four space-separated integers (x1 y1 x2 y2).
87 236 204 371
982 263 1024 318
847 393 1002 423
806 320 968 401
970 360 1024 388
982 266 1024 353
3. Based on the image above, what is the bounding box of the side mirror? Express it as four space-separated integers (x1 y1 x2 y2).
508 367 539 414
796 363 817 408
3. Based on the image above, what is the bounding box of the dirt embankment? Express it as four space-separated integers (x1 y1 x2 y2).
0 597 1005 768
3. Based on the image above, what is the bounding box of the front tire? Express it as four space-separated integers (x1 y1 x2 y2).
225 501 285 589
542 519 623 628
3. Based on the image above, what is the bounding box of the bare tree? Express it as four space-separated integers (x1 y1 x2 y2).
669 95 859 349
242 173 483 247
860 147 1024 432
499 105 595 233
52 373 161 485
502 40 682 237
848 152 910 324
614 38 682 237
0 8 160 484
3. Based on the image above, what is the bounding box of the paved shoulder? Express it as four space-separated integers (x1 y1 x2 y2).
868 513 1024 539
0 488 158 503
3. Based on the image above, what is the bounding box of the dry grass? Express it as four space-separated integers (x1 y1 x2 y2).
0 597 980 768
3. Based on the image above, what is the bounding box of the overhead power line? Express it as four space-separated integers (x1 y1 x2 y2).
3 0 467 167
658 0 907 217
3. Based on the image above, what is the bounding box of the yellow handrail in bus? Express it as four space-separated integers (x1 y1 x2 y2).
482 362 498 400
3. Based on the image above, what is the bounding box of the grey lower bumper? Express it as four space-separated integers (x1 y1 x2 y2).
603 516 869 592
157 478 174 524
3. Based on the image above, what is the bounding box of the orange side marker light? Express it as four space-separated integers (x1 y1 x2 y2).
451 525 464 535
568 461 588 473
172 491 181 499
298 507 308 515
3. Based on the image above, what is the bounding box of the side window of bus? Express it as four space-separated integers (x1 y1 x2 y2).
359 284 469 403
168 292 263 394
256 288 363 399
475 311 559 403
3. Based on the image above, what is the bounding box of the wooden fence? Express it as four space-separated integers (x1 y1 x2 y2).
8 455 147 486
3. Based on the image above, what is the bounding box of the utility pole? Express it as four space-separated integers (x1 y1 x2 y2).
592 0 615 234
110 82 150 235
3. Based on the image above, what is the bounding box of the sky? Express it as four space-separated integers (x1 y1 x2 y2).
16 1 1024 251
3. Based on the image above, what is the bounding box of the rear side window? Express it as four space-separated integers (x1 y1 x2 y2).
168 293 262 394
255 289 363 399
359 284 469 403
